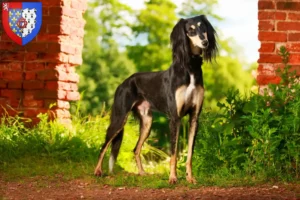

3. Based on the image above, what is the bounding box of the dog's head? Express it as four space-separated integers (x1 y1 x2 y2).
170 15 218 65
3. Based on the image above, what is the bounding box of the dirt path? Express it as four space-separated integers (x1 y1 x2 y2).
1 177 299 200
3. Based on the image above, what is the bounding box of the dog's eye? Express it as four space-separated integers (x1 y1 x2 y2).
188 28 196 35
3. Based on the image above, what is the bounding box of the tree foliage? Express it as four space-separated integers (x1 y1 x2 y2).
127 0 177 72
76 0 255 115
76 0 136 115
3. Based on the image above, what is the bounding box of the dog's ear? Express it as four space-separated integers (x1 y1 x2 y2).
199 15 218 62
170 18 190 67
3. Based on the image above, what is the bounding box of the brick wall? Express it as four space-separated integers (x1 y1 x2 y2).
0 0 87 125
258 0 300 93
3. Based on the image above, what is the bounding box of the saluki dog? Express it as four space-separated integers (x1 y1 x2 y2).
94 15 218 184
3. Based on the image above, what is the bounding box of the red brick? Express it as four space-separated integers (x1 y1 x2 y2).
25 43 48 52
25 72 36 80
35 90 66 99
49 7 62 16
259 43 275 53
23 80 44 89
43 0 61 6
66 91 80 101
288 13 300 20
288 33 300 41
258 54 282 63
0 98 7 106
1 89 22 99
71 0 87 11
62 7 78 18
0 80 7 88
69 55 82 65
0 42 13 50
0 63 22 71
23 100 44 108
48 43 61 53
9 99 21 108
258 32 287 42
69 83 78 91
36 34 59 42
37 69 58 80
9 63 23 71
2 72 23 80
8 81 23 89
71 18 86 29
47 24 60 34
25 63 45 71
277 21 300 31
60 16 72 25
1 52 24 61
258 11 277 20
277 2 300 11
0 33 12 41
54 109 71 119
36 53 69 63
23 108 48 118
61 43 76 54
25 53 38 60
67 72 80 83
61 24 71 35
256 75 281 85
258 1 275 10
43 16 61 25
275 12 286 20
45 81 71 90
259 20 274 31
287 44 300 52
0 63 9 70
289 54 300 64
44 99 70 109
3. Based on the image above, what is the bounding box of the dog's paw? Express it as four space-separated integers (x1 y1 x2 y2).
186 176 197 184
168 176 178 184
94 168 102 177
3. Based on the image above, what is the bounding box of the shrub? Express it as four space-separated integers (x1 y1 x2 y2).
193 46 300 180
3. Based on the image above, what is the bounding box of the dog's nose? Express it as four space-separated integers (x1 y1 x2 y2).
202 40 209 47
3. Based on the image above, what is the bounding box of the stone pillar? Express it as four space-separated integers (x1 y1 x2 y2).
0 0 87 125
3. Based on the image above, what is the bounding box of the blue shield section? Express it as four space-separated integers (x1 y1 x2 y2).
8 9 23 37
21 2 42 45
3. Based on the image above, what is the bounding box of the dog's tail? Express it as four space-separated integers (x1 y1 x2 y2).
109 128 124 173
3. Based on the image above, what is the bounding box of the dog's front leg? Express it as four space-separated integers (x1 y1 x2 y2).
169 118 181 184
186 112 199 184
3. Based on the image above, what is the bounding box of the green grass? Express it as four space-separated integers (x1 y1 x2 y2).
1 155 267 188
0 47 299 188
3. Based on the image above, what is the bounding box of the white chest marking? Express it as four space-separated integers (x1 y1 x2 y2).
175 74 204 116
185 74 195 103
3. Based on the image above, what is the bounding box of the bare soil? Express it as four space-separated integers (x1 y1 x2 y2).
1 176 299 200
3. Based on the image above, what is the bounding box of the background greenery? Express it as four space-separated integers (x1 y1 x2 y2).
1 0 299 187
75 0 255 115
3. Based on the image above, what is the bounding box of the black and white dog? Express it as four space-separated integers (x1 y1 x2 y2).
94 15 218 184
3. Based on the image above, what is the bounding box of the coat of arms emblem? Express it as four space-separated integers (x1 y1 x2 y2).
2 2 42 45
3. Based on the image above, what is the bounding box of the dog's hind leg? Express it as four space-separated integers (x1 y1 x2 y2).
109 128 124 174
94 115 127 176
94 100 133 176
133 102 152 175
